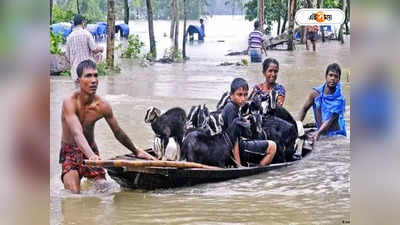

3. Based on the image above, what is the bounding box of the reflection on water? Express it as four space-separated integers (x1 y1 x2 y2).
51 16 350 225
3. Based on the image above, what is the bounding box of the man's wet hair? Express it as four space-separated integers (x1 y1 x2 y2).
254 20 260 29
262 58 279 73
200 18 204 23
77 59 97 78
74 14 84 26
325 63 341 79
230 78 249 94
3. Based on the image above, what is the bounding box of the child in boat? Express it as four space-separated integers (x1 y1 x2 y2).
297 63 347 142
221 78 276 167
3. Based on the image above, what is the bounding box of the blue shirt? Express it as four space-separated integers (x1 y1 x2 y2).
313 82 347 136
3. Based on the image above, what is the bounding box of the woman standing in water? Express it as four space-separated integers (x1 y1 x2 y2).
251 58 286 106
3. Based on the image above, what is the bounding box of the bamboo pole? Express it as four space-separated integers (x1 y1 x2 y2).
106 0 115 68
182 0 187 59
84 160 220 170
257 0 264 32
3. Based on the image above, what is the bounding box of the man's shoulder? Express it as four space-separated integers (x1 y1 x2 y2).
250 30 263 35
63 91 79 102
68 28 91 38
95 95 108 105
94 95 113 112
62 92 79 112
310 89 320 98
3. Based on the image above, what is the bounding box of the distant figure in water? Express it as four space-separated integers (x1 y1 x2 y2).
306 25 318 51
247 20 267 63
297 63 347 142
199 18 205 40
59 60 156 194
66 14 103 82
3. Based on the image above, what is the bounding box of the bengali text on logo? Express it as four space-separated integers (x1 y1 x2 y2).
295 9 345 25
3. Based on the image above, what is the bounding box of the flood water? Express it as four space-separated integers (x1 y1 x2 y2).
50 16 350 225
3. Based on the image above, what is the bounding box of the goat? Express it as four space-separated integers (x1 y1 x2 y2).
181 117 252 167
186 104 224 136
240 95 267 140
248 91 299 163
144 107 186 160
216 91 230 111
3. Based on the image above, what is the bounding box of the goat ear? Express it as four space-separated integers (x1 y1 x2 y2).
145 107 161 123
144 107 154 123
154 107 161 117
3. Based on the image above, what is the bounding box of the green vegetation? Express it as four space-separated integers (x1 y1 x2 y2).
97 61 121 76
146 52 157 61
60 70 71 76
166 47 183 62
52 0 105 24
244 0 349 35
50 32 64 54
52 4 75 24
244 0 287 34
121 35 145 59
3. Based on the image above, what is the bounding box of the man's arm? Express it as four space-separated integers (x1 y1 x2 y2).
312 113 339 141
297 91 318 121
65 41 70 64
262 36 268 56
63 99 99 160
87 33 103 54
262 43 268 56
103 101 156 160
277 95 285 106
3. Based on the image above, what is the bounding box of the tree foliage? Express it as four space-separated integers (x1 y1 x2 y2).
52 0 106 24
244 0 287 34
50 32 64 54
52 4 75 24
244 0 347 34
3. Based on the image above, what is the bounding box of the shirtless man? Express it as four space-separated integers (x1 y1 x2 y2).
60 59 155 193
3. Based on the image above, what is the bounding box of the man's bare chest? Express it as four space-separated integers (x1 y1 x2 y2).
76 105 103 126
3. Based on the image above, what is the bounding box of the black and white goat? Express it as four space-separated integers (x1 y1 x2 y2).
144 107 186 160
239 94 267 140
181 117 252 167
186 104 224 136
249 90 299 162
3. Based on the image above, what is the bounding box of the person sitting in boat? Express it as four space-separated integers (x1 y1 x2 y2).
250 58 286 106
59 59 156 194
222 78 276 167
297 63 347 142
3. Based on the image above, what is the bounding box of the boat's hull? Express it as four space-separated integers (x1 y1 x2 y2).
106 145 312 190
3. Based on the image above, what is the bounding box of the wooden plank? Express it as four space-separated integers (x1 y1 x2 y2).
84 159 220 170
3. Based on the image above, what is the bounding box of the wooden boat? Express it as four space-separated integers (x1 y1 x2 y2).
84 135 314 190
